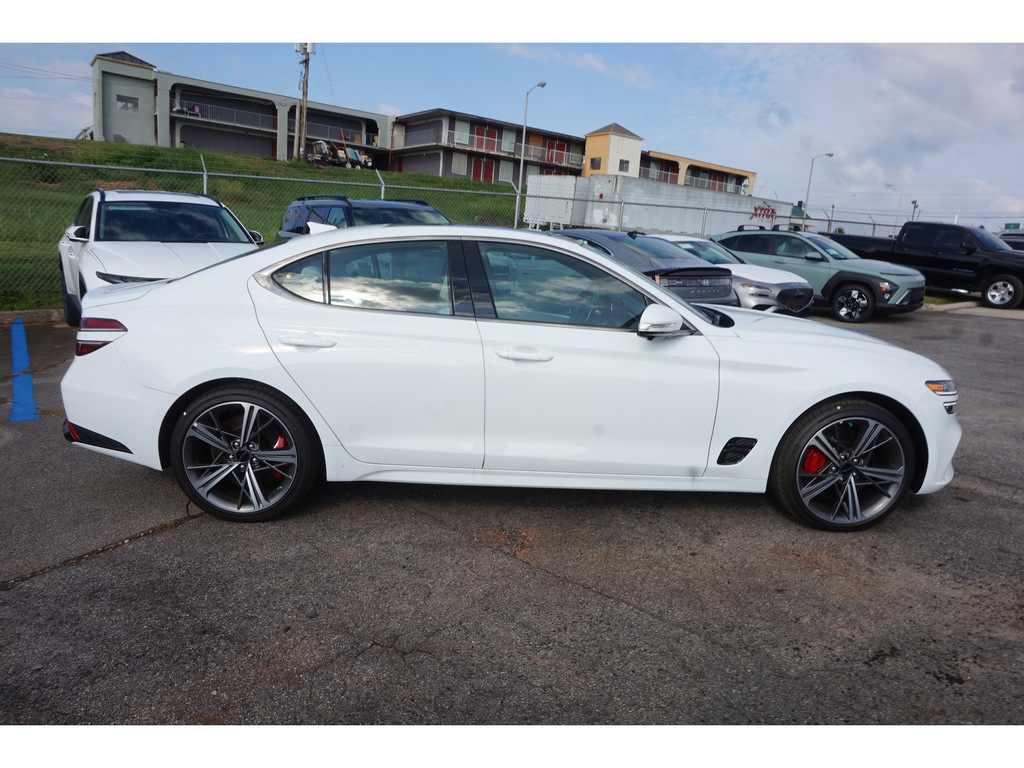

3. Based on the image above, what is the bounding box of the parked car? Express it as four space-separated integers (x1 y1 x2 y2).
713 228 926 322
62 225 961 531
998 230 1024 251
58 189 263 326
829 222 1024 309
652 234 813 316
546 229 737 306
276 195 450 242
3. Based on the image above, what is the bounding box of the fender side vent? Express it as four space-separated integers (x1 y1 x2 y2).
717 437 757 465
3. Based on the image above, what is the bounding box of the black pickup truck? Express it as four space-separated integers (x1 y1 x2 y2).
828 221 1024 309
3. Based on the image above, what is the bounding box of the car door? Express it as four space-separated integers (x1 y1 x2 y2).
470 239 721 477
58 195 94 294
768 235 833 295
925 226 984 288
250 238 486 469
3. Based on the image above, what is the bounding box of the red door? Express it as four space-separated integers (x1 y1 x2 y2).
472 157 495 183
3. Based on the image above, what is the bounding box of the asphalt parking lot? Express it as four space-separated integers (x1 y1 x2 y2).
1 301 1022 725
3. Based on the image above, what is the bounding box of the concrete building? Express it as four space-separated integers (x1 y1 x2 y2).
87 51 758 204
582 122 756 195
89 51 387 163
388 108 585 187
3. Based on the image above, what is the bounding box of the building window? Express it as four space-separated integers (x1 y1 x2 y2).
498 160 513 183
619 159 630 173
117 95 140 112
452 152 467 176
590 157 602 171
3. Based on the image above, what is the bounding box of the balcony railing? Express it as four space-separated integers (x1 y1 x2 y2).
683 175 746 195
393 128 583 168
173 99 276 132
172 99 377 147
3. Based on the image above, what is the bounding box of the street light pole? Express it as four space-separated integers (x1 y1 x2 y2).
514 81 546 229
803 152 834 225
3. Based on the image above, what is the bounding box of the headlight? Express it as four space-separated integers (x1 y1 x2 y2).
878 280 898 301
927 379 958 414
740 282 774 297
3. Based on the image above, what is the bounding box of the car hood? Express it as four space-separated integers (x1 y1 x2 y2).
711 306 924 360
853 258 923 278
88 241 255 279
723 262 808 285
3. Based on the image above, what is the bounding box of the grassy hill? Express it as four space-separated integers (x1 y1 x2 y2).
0 133 517 311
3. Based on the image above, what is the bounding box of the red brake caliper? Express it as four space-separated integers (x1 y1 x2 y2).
272 434 289 478
802 447 827 474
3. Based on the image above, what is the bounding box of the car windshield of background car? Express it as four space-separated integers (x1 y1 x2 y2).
618 236 705 264
350 208 450 226
671 240 740 265
807 235 858 260
97 201 251 243
973 228 1015 252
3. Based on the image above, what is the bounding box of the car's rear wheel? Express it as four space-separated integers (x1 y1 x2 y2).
830 282 875 323
170 385 320 522
981 274 1023 309
770 398 915 531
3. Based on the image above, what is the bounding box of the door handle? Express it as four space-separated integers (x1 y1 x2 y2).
280 335 337 349
497 347 554 362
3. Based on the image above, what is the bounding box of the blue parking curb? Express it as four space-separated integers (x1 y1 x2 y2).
10 319 39 422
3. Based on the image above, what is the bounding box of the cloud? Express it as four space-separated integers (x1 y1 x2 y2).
496 43 655 90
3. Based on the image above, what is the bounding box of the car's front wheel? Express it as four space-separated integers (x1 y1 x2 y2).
769 398 915 531
981 274 1023 309
170 385 320 522
59 263 82 327
830 282 875 322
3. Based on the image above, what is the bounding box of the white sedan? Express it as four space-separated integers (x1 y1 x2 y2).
61 225 961 531
58 189 263 326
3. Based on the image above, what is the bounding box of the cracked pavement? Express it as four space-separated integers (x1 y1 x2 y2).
1 307 1022 724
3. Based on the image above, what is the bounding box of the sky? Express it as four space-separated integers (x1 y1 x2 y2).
2 3 1023 230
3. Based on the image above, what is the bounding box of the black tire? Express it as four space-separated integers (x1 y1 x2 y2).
769 398 915 531
170 385 320 522
980 274 1023 309
830 282 876 323
59 263 81 327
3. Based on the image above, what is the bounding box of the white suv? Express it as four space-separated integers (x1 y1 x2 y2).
58 189 262 325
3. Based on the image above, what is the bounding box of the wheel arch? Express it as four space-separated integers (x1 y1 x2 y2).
772 390 929 493
157 377 327 477
821 270 880 301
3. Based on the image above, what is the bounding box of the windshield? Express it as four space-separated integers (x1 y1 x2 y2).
350 207 451 226
807 234 859 260
97 201 252 243
971 227 1014 252
668 239 741 265
608 234 704 263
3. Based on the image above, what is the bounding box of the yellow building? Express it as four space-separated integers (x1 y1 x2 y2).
583 123 756 196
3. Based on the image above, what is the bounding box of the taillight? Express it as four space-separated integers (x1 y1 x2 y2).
80 318 128 332
75 317 127 356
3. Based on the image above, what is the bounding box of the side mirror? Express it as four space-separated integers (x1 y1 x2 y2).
66 225 88 242
962 240 977 253
249 230 265 246
637 304 688 339
805 253 826 261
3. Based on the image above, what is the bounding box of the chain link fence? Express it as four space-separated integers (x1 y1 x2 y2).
1 145 965 310
0 153 522 309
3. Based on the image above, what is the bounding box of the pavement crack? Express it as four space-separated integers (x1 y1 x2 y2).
1 511 204 591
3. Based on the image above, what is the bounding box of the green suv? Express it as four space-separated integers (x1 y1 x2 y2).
712 228 926 322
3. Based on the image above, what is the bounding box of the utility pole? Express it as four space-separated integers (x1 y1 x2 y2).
293 44 314 160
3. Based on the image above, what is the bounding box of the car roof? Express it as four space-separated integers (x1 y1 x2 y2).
290 195 439 210
96 189 225 206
